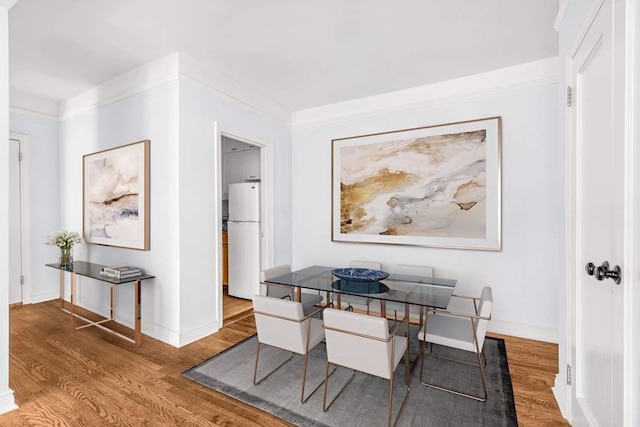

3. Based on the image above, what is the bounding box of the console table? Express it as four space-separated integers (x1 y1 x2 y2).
46 261 155 346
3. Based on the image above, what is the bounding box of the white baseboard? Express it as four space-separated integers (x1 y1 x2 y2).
30 290 60 304
178 321 220 348
0 389 18 415
552 375 569 420
488 319 558 343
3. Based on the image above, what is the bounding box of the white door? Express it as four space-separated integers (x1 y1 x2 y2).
9 138 23 305
570 0 624 424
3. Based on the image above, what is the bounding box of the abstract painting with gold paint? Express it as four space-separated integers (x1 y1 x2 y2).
332 117 501 250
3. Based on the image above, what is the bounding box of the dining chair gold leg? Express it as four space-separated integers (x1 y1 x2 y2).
302 355 337 404
419 319 488 401
387 368 394 427
323 366 356 412
253 341 295 385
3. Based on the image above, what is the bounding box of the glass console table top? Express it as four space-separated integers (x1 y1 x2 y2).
46 261 155 284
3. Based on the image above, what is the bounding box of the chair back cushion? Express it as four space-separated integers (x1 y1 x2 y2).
260 265 292 298
323 308 400 379
260 265 291 281
396 264 434 278
252 295 309 354
350 260 382 270
474 287 493 350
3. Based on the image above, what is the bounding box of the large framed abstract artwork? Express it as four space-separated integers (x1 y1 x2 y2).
83 140 150 250
332 117 501 250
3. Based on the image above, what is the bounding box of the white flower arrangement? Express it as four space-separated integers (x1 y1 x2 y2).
45 231 83 250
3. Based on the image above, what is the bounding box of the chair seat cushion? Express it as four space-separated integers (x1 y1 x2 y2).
418 313 477 353
301 292 323 310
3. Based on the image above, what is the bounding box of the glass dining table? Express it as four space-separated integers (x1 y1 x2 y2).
262 265 458 381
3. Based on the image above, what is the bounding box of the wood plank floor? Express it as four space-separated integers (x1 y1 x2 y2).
3 300 567 426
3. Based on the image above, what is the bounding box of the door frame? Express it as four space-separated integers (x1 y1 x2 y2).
563 0 635 423
214 122 274 325
8 132 30 305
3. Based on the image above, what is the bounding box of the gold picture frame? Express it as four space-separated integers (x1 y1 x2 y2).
332 117 501 250
83 140 150 250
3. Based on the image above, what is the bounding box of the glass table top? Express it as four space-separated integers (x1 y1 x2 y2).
46 261 155 285
264 265 456 309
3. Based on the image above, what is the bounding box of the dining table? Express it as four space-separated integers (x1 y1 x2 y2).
262 265 457 383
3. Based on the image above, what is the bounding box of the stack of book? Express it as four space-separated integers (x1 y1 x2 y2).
100 266 142 279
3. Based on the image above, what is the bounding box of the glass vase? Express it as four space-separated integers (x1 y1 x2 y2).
59 247 73 267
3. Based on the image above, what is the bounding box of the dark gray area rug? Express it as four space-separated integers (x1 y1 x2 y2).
182 331 517 426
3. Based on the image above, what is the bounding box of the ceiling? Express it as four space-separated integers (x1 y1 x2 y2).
8 0 559 112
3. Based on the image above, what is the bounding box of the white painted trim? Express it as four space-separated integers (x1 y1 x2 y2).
291 57 559 129
29 290 59 304
214 121 224 333
9 132 30 305
568 0 607 59
9 90 60 118
552 377 570 420
179 52 291 126
218 129 274 272
0 0 17 10
60 52 181 119
216 125 274 327
624 0 637 423
0 390 17 416
488 319 558 344
58 51 292 126
9 106 60 121
554 0 571 31
178 321 220 348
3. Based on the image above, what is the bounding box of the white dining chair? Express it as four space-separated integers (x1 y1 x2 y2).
417 286 493 401
261 265 323 313
322 308 409 426
339 260 382 314
252 295 326 403
376 264 434 323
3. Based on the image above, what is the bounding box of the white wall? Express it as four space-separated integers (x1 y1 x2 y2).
56 54 293 347
176 76 292 345
0 0 17 416
59 81 181 345
292 82 562 342
9 111 60 303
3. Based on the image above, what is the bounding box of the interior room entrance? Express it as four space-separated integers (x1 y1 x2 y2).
220 135 261 325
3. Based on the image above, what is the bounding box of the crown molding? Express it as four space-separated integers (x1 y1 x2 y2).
178 52 291 126
553 0 570 31
0 0 18 10
60 52 180 119
291 57 559 129
9 89 60 119
58 51 292 126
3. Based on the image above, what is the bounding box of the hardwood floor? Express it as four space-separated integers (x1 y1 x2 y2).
222 287 253 326
3 301 567 426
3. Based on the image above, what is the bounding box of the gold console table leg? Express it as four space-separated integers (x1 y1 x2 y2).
59 270 65 309
70 272 77 330
134 281 142 347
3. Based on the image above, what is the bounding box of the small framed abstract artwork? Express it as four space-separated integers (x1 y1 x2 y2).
83 140 150 250
332 117 501 250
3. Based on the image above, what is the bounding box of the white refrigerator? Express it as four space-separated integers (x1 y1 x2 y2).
227 182 261 299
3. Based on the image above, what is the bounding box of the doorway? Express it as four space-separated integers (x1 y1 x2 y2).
9 133 29 306
220 134 263 325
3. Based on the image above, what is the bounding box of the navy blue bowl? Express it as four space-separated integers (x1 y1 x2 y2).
331 268 389 282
